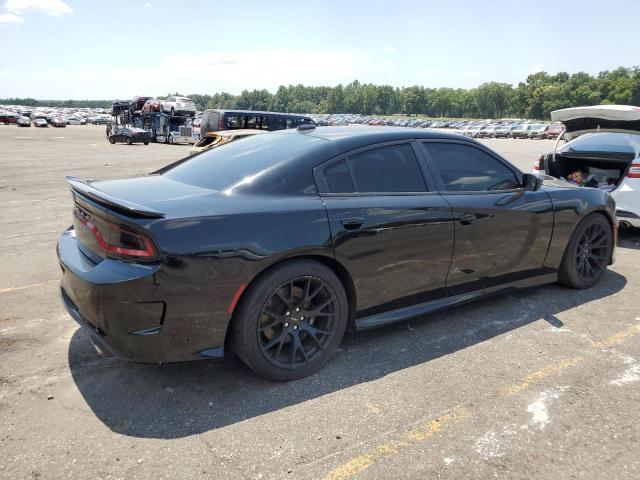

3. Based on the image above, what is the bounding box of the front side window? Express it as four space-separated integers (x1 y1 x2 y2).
422 142 518 192
323 144 427 194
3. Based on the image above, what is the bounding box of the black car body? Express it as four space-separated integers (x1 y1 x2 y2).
108 127 151 145
58 127 616 379
200 109 315 136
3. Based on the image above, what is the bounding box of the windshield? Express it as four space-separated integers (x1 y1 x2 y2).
560 132 640 155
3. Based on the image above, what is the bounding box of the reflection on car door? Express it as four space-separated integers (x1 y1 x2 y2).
420 141 554 291
316 141 455 318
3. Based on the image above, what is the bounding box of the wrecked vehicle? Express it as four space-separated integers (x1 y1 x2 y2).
189 129 267 155
534 105 640 228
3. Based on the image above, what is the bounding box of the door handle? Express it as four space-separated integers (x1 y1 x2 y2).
458 213 476 225
341 216 364 230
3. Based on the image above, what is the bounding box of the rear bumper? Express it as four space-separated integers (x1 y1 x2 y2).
57 229 226 362
616 210 640 227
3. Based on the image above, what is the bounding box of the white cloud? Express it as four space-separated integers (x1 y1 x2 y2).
531 63 545 73
4 0 73 16
1 47 395 98
0 12 23 22
423 68 440 77
144 2 151 7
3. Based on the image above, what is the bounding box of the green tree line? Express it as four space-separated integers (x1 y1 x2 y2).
3 66 639 120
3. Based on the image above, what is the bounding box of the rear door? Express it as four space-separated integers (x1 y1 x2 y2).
420 140 554 291
316 141 455 317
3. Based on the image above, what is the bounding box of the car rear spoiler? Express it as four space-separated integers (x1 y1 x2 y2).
65 176 165 219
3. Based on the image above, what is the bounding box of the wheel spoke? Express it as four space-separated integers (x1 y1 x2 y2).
306 283 324 303
259 317 280 332
263 331 286 350
292 332 308 362
585 258 594 278
275 288 291 307
262 307 281 319
274 336 285 361
308 297 335 316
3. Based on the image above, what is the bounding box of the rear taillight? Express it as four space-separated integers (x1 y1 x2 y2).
533 154 544 171
627 163 640 178
74 208 156 259
218 116 225 130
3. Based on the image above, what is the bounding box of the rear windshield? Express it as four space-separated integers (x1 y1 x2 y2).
163 132 323 192
561 132 640 155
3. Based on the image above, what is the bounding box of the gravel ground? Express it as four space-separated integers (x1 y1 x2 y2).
1 125 639 480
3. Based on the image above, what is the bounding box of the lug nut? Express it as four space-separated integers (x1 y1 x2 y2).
300 316 304 320
285 311 290 316
293 325 298 330
295 307 300 312
284 322 289 327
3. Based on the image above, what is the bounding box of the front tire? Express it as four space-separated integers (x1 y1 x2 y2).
558 213 612 289
231 260 348 381
126 137 132 145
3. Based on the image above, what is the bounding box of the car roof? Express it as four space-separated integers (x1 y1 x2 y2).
207 109 312 118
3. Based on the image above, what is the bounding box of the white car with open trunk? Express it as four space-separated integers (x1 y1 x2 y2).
534 105 640 228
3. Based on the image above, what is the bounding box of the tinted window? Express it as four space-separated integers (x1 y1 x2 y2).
560 132 640 155
164 133 324 192
246 115 258 128
268 117 287 130
325 144 427 193
423 143 518 191
226 114 240 128
349 144 426 192
324 159 355 193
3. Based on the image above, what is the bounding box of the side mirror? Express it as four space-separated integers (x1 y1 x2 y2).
522 173 543 191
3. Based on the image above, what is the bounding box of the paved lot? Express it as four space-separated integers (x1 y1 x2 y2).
1 125 639 480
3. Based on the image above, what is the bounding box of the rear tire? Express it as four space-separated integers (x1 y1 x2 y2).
558 213 612 289
231 259 348 381
126 137 132 145
109 138 115 144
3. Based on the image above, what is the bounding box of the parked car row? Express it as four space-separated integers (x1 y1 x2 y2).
309 113 562 139
1 106 110 126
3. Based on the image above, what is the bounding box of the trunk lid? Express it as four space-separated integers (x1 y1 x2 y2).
551 105 640 140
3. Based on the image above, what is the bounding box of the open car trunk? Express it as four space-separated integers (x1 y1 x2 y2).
545 105 640 191
546 153 635 192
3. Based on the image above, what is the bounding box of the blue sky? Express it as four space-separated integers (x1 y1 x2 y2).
0 0 638 99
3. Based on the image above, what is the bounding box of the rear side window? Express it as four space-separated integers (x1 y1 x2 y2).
324 159 355 193
322 144 427 194
422 142 518 191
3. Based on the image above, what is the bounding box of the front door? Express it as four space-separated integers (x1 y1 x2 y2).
420 141 554 290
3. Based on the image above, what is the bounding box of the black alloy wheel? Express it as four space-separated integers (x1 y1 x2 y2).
575 221 610 282
558 213 612 289
231 259 348 381
257 276 338 369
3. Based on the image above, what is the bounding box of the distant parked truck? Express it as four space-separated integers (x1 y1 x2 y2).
151 112 194 144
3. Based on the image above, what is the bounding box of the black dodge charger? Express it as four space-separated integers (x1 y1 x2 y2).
57 126 616 380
